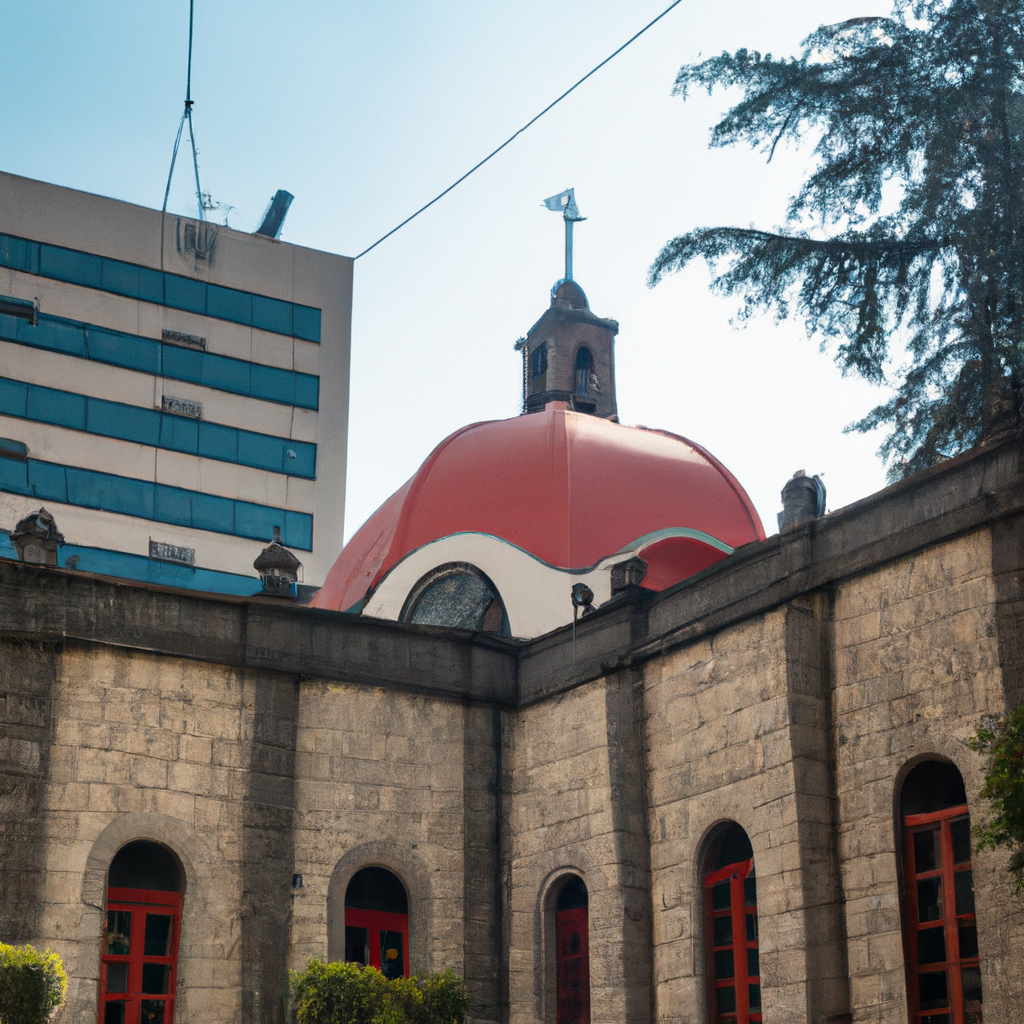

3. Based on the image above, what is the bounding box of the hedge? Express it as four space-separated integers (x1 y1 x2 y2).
0 943 67 1024
290 960 469 1024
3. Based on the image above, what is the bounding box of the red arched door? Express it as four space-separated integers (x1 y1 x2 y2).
555 876 590 1024
344 867 409 979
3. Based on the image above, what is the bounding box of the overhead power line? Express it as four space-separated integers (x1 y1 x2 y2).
354 0 686 260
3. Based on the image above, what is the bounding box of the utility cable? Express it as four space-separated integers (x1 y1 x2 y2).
354 0 685 259
162 0 204 223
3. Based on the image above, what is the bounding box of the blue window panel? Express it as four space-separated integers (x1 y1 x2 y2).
284 510 313 551
87 326 161 375
287 441 316 479
28 461 67 502
87 397 161 446
207 284 251 325
199 352 251 395
158 414 199 454
252 295 293 336
292 305 321 343
137 267 164 304
28 385 86 431
0 378 28 417
250 363 294 404
153 485 192 527
101 258 139 298
164 274 207 315
233 500 280 544
39 245 102 289
293 372 319 410
23 315 86 357
237 431 285 473
189 490 233 533
0 235 39 274
67 466 154 518
198 421 238 462
160 343 204 384
0 458 30 495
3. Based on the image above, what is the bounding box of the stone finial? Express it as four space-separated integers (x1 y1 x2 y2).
254 526 302 596
610 556 648 594
10 508 64 565
778 471 826 532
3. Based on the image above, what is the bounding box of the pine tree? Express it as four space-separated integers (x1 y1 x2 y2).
649 0 1024 478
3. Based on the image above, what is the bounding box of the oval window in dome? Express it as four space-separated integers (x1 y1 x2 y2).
401 563 509 634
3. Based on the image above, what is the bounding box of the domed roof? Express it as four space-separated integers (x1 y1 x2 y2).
311 406 764 615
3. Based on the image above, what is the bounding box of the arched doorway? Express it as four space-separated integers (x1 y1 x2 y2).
344 867 409 979
900 760 982 1024
99 841 183 1024
703 823 761 1024
554 875 590 1024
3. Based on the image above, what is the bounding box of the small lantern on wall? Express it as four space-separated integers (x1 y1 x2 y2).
10 508 64 566
254 526 302 596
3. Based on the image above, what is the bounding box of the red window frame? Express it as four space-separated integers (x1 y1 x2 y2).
99 887 182 1024
555 905 590 1024
344 907 409 978
903 805 982 1024
704 857 761 1024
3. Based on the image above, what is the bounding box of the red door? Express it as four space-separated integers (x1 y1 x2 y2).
100 888 181 1024
344 907 409 979
704 858 761 1024
555 906 590 1024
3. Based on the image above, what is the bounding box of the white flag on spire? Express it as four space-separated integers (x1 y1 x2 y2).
542 188 574 212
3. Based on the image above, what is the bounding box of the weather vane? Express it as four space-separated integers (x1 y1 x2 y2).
542 188 587 281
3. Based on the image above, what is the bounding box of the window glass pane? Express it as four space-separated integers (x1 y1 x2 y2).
144 915 172 957
106 963 128 994
103 1002 126 1024
713 916 732 947
918 926 946 965
958 923 979 959
345 926 368 965
746 914 758 942
921 1016 951 1024
961 966 983 1007
711 881 730 911
714 950 734 979
744 877 757 907
917 877 943 921
716 985 736 1015
954 870 976 917
142 963 169 994
107 911 131 955
141 999 166 1024
919 970 949 1010
950 817 972 865
747 947 760 978
914 828 941 873
749 983 761 1009
379 930 404 980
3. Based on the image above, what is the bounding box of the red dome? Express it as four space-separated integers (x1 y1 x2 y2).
312 406 765 613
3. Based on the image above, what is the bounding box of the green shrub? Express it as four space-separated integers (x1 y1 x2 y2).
290 960 468 1024
0 943 67 1024
971 702 1024 892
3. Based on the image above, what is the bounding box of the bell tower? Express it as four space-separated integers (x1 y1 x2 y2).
516 279 619 418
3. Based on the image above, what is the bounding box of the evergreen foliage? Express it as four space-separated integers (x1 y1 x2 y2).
970 702 1024 892
649 0 1024 478
290 960 469 1024
0 943 67 1024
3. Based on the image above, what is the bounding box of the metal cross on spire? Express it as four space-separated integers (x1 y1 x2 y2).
542 188 587 281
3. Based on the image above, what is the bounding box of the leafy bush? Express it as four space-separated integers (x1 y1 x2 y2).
0 943 67 1024
290 960 469 1024
971 702 1024 892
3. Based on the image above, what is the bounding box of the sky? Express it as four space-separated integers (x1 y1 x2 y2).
0 0 895 546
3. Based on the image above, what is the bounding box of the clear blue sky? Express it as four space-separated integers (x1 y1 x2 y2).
0 0 893 544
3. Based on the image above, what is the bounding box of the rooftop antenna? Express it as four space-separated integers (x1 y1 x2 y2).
162 0 205 223
542 188 587 281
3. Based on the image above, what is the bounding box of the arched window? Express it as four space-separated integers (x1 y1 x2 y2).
574 348 593 397
344 867 409 979
402 563 509 634
703 824 761 1024
555 876 590 1024
100 841 183 1024
900 761 982 1024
